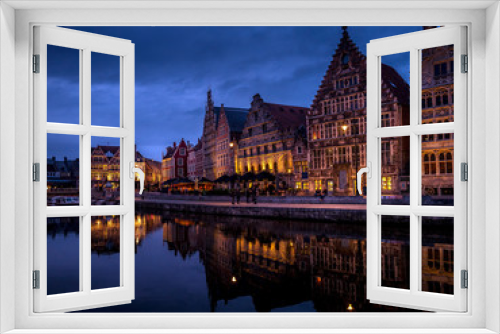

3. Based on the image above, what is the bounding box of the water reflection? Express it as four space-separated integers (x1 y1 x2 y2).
46 210 453 312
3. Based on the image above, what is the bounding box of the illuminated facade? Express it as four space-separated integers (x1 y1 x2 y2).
307 27 410 196
237 93 307 189
421 43 454 200
202 90 249 180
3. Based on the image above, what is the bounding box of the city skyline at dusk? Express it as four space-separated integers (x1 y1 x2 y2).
47 26 419 161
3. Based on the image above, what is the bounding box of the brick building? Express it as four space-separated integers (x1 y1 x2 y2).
162 139 189 181
202 90 249 180
215 104 248 178
307 26 410 196
237 93 307 189
421 42 454 201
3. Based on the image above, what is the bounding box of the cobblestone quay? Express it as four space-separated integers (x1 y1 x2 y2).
135 197 367 222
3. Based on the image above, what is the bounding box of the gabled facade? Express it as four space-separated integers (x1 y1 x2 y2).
215 104 249 178
238 93 307 189
307 27 410 196
162 139 189 181
421 42 454 201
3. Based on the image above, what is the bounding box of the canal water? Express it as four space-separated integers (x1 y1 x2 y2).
46 208 453 312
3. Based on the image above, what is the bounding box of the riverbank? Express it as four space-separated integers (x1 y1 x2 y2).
135 196 367 222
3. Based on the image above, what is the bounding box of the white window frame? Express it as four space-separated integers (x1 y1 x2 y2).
32 25 136 313
366 26 467 312
0 2 498 333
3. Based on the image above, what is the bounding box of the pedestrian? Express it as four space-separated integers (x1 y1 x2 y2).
235 182 241 204
231 181 236 205
321 186 327 202
252 185 258 204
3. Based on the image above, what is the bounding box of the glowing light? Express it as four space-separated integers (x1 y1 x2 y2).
342 125 348 131
347 304 354 312
229 142 234 148
232 276 237 283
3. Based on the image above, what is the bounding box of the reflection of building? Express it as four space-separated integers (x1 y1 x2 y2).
202 90 249 180
237 93 307 189
91 145 121 200
162 139 189 181
307 27 410 196
421 42 454 200
90 146 160 199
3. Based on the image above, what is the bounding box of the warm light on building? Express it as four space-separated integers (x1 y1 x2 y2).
347 304 354 312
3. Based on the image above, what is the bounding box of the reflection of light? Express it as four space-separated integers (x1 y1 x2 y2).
290 241 294 247
136 237 139 244
347 304 354 312
232 276 237 283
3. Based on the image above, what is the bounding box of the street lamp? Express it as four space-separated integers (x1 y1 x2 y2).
229 142 234 148
342 123 359 196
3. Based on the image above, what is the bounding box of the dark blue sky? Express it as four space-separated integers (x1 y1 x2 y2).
47 26 420 161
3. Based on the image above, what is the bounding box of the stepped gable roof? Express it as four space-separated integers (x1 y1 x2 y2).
311 26 409 110
381 63 410 105
264 103 307 130
94 145 120 156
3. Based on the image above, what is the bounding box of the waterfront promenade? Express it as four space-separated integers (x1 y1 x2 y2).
135 194 367 222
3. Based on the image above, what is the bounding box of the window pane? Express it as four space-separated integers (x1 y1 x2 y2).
381 52 410 127
380 136 410 205
421 133 454 206
91 52 120 127
381 215 410 290
47 217 80 295
91 137 120 205
91 215 120 290
421 45 454 124
421 217 454 295
47 134 80 206
47 45 80 124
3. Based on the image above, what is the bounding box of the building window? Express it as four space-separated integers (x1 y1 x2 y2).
248 128 252 137
257 146 260 155
325 148 334 168
272 144 277 152
297 146 302 154
262 123 267 133
179 148 186 155
178 169 183 177
439 152 453 174
382 176 392 190
313 149 321 169
177 158 183 166
264 146 268 154
382 141 391 165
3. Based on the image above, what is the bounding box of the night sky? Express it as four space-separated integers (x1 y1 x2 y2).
47 26 421 161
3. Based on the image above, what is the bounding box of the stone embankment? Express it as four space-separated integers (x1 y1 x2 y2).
135 194 367 222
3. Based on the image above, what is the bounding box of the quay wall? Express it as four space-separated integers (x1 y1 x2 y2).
136 200 367 222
